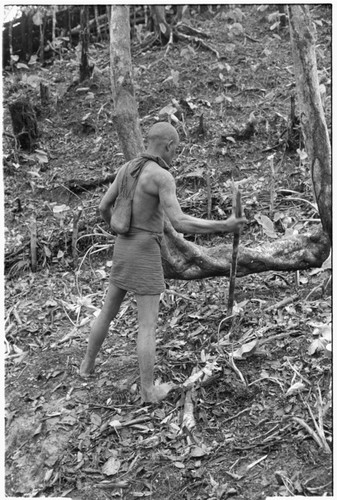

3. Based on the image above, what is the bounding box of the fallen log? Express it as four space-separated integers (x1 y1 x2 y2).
161 220 330 280
64 173 116 193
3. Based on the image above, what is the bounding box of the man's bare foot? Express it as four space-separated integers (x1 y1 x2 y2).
79 360 95 378
141 383 175 403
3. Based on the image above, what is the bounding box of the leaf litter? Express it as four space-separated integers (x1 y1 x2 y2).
4 5 332 500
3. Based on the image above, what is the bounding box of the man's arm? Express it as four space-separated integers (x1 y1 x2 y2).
158 171 245 234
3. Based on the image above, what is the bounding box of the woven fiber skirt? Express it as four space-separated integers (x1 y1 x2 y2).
110 228 165 295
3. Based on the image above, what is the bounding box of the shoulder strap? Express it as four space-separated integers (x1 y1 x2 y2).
119 158 148 200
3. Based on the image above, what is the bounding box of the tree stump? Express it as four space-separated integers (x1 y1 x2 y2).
278 5 288 28
40 82 50 106
9 99 39 150
80 6 91 82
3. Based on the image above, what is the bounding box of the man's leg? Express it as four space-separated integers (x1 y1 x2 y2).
80 283 126 376
136 294 174 402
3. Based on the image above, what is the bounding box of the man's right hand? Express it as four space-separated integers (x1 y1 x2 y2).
225 214 247 233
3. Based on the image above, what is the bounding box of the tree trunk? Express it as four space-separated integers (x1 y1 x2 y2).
26 10 34 60
109 6 144 160
176 5 190 22
9 100 39 151
79 6 91 82
67 8 72 46
278 5 288 28
94 5 101 41
289 6 332 244
52 5 57 43
8 21 13 69
151 5 171 43
40 82 50 106
38 14 45 64
107 5 330 281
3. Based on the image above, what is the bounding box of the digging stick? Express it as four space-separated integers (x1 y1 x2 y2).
30 216 37 272
227 183 242 316
72 206 83 268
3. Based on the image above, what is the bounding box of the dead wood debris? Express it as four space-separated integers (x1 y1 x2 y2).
141 23 219 59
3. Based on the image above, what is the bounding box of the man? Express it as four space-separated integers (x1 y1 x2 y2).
80 122 246 403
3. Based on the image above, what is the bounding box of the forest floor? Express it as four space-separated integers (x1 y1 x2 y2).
3 5 332 500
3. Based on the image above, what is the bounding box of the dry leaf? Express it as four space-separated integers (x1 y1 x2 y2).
102 456 121 476
44 468 54 482
190 445 208 458
109 419 122 428
286 382 306 396
91 413 102 427
173 461 185 469
232 339 259 360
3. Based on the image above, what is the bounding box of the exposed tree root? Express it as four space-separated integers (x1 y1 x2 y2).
161 220 330 280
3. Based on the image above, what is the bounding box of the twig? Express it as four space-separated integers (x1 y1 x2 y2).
4 337 11 357
304 282 326 301
227 183 242 317
221 407 250 424
183 363 215 389
121 416 151 428
292 417 329 451
262 423 292 442
269 154 275 217
165 288 198 303
248 376 284 391
97 480 129 490
264 294 299 312
261 141 285 153
206 164 212 219
217 315 236 340
285 357 311 385
5 323 15 336
234 87 267 97
227 355 246 386
107 416 151 434
305 391 331 453
176 31 220 58
282 196 318 212
72 206 83 268
165 29 174 57
245 33 260 42
181 389 196 432
12 307 22 326
177 22 210 39
30 216 37 272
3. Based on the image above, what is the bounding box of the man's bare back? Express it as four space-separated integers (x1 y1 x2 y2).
129 161 166 233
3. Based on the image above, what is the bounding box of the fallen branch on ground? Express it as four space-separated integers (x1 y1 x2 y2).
264 294 299 312
161 221 330 280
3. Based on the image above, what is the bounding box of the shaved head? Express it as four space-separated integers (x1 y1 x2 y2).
146 122 180 166
147 122 179 146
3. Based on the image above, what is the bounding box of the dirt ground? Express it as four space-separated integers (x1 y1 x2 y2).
4 5 332 499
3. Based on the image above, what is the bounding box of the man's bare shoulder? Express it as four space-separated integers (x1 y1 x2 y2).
145 161 174 183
